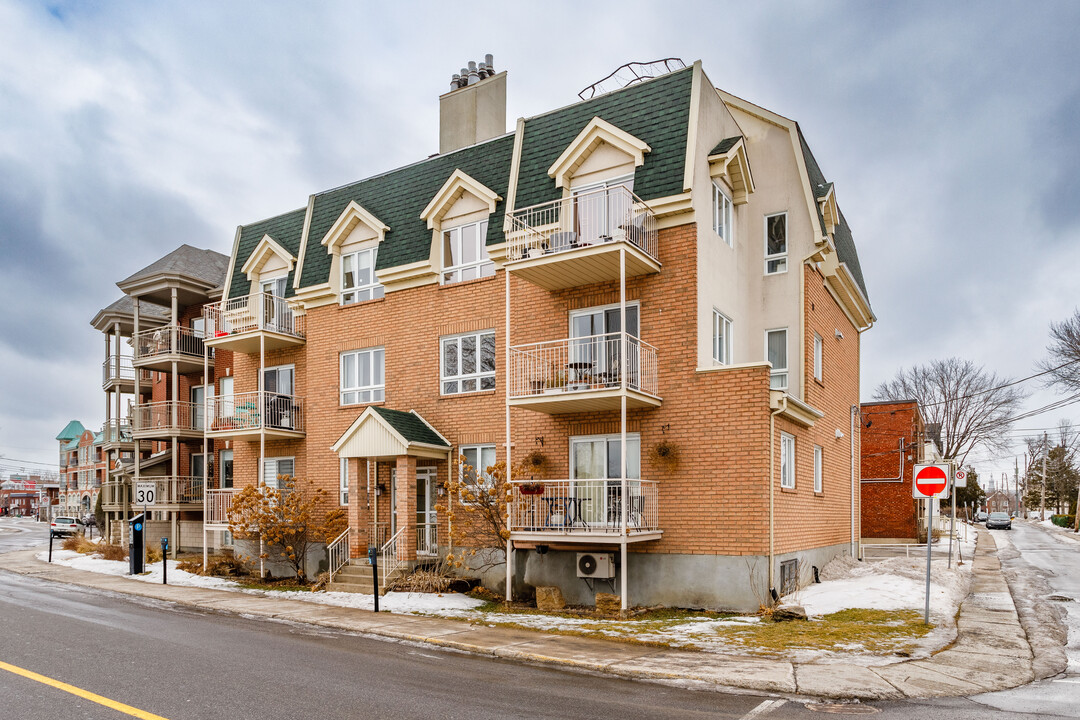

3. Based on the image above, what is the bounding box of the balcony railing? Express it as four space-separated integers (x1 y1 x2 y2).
205 488 236 527
508 479 659 535
207 391 305 434
507 185 657 263
416 523 438 557
131 401 205 435
133 325 212 363
102 356 133 386
204 292 305 341
508 332 658 399
101 419 132 444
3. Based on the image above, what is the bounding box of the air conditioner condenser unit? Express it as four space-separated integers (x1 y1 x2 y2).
576 552 615 579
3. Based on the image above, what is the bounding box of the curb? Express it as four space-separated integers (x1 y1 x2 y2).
0 535 1036 701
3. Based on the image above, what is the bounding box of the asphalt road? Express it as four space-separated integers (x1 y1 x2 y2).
0 516 49 553
966 521 1080 717
0 516 1069 720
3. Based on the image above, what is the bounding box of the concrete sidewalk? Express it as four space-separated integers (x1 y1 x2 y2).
0 534 1035 700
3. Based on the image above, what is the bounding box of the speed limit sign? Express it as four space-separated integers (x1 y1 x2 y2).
135 482 157 506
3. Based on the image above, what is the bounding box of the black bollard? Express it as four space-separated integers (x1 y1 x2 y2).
48 530 53 563
161 537 169 585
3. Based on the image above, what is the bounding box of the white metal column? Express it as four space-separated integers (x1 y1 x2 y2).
619 246 628 612
504 265 513 602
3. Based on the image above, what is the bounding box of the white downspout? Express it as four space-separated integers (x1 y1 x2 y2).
504 265 513 602
768 397 786 598
850 404 858 559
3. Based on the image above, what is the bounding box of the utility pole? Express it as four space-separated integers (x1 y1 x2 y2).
1014 457 1020 518
1041 432 1048 522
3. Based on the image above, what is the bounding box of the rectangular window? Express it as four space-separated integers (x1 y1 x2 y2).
780 432 795 489
220 449 233 489
262 457 294 490
767 329 788 390
814 445 823 494
459 444 496 503
765 213 787 274
442 220 493 284
340 458 349 506
814 332 823 382
341 247 384 304
712 309 732 365
712 182 734 247
570 434 641 480
340 347 385 405
441 331 495 394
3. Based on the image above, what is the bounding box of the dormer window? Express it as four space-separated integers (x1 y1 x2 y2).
341 247 383 304
765 213 787 274
442 220 493 284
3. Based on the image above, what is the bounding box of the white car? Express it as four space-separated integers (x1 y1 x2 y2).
50 516 82 537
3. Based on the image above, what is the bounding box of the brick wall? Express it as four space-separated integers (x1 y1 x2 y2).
859 400 921 539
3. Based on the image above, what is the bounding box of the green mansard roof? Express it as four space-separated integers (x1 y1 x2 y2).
228 206 308 301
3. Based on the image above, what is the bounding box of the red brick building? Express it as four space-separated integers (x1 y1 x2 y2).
859 400 939 542
203 59 875 611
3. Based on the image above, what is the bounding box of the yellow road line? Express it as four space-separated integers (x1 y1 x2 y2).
0 659 170 720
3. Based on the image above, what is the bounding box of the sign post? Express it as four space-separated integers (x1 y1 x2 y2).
913 464 951 624
949 468 967 567
135 482 156 571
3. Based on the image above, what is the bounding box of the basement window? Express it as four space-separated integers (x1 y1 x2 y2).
780 559 798 597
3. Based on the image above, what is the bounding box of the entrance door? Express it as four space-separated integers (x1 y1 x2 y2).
573 176 634 245
261 276 290 332
415 467 438 556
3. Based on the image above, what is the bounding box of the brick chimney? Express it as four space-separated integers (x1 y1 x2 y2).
439 54 507 154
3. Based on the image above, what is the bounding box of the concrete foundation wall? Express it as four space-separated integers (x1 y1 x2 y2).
233 539 328 580
144 520 207 553
515 542 851 613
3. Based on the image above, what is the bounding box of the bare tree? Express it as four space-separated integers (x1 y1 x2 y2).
874 357 1028 467
1039 311 1080 391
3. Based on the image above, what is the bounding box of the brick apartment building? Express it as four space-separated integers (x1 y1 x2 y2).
55 422 107 518
193 58 875 611
860 400 948 542
90 247 232 553
985 490 1014 515
1 475 42 516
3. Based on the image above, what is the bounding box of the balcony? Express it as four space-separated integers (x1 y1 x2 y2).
205 292 306 354
205 391 306 441
131 401 206 439
100 419 133 449
101 478 205 511
508 479 661 544
101 356 151 391
205 488 236 528
133 325 213 373
505 186 660 291
508 332 661 414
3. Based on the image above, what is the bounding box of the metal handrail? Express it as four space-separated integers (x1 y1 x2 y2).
508 478 659 535
102 356 135 386
508 332 658 399
208 391 305 433
205 488 235 527
204 292 305 339
327 527 351 583
131 401 204 433
507 185 657 263
133 325 213 361
416 523 438 557
381 527 406 582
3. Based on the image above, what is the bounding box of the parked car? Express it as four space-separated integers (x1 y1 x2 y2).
975 511 988 522
50 516 82 537
986 512 1012 530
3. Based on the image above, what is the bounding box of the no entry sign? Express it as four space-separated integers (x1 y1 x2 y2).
913 463 951 499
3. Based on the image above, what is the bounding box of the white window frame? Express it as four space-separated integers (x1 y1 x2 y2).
712 181 734 247
441 330 496 395
780 432 795 489
764 212 788 275
340 458 349 506
814 445 823 494
458 444 496 504
341 247 384 305
766 328 788 391
813 332 823 382
569 433 641 480
442 219 493 284
712 309 732 365
219 449 233 489
262 456 295 490
340 347 385 405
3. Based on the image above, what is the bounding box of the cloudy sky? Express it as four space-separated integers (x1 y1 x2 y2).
1 0 1078 484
